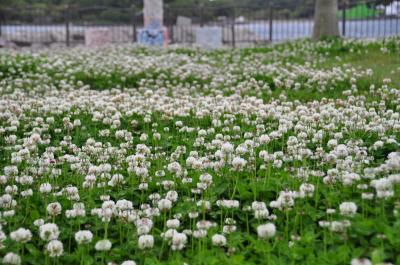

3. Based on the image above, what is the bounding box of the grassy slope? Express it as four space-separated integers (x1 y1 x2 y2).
273 40 400 102
319 47 400 87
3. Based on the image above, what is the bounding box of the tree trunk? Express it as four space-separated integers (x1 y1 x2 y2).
313 0 340 40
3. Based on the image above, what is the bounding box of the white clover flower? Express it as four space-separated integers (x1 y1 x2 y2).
251 201 267 211
158 199 172 211
10 228 32 243
351 258 372 265
137 225 151 235
46 240 64 257
389 174 400 184
326 209 336 214
299 183 315 197
39 183 52 194
166 191 178 202
196 200 211 210
167 162 182 175
330 220 351 232
75 230 93 245
20 189 33 197
212 234 227 247
4 166 18 176
108 174 125 187
121 261 137 265
47 202 62 216
259 134 271 144
161 229 177 240
140 133 148 141
136 218 153 230
339 202 357 216
196 220 213 230
386 152 400 170
40 223 60 241
2 252 21 265
231 157 247 171
199 173 213 186
193 230 207 239
166 219 180 229
221 142 234 153
0 230 6 242
188 212 199 219
216 199 239 209
327 139 338 148
273 159 283 168
138 235 154 250
254 209 269 219
257 223 276 239
95 239 112 251
171 232 187 251
361 193 374 200
223 225 237 234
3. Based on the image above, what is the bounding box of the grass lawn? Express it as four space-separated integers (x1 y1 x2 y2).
0 37 399 265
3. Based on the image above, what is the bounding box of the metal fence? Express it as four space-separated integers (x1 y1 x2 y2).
0 6 139 47
0 0 399 48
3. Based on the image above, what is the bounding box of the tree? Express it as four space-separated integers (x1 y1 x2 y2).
313 0 340 40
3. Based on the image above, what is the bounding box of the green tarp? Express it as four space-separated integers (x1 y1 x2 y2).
337 3 378 19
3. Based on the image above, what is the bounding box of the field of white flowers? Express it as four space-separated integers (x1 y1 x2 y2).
0 38 400 265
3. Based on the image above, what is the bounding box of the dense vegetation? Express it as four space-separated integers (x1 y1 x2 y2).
0 38 399 265
0 0 396 23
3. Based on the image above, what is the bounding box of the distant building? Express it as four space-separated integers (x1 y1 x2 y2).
235 16 245 23
377 1 400 17
385 1 400 16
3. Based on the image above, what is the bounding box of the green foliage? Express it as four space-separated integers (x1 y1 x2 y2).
0 38 399 265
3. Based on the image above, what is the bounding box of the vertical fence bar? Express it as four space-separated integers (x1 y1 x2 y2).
164 5 168 44
66 21 70 47
371 1 376 38
65 6 70 47
200 4 204 27
231 6 236 48
397 6 399 36
132 6 137 43
0 10 3 38
342 1 346 36
383 2 386 37
269 1 273 42
366 1 370 38
167 6 174 45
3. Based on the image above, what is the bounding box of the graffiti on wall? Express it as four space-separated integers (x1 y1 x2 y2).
139 0 168 47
